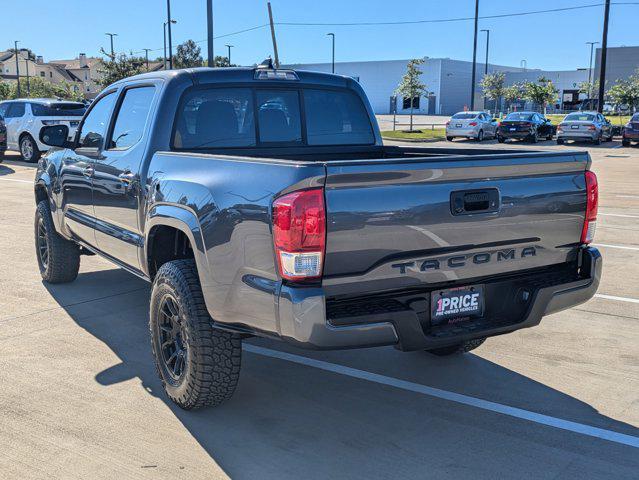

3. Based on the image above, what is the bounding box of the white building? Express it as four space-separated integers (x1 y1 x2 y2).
287 58 588 115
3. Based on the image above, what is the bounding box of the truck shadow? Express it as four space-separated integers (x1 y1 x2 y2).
44 267 639 479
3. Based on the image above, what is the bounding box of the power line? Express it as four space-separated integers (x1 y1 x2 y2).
125 2 639 57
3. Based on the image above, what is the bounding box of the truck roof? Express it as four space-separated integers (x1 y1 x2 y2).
111 66 356 90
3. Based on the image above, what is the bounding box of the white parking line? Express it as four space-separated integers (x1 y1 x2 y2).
616 195 639 199
0 178 32 184
595 243 639 251
594 294 639 304
599 213 639 219
244 344 639 448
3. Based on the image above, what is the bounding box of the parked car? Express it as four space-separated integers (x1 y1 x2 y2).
621 113 639 147
556 111 614 145
497 112 555 143
445 111 497 141
34 64 601 409
0 115 6 161
0 99 86 162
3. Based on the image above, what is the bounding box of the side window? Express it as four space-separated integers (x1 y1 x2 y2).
0 103 10 119
108 86 155 150
78 92 116 149
7 102 25 118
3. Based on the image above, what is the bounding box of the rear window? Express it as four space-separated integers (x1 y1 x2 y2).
173 86 374 149
31 102 86 117
451 113 477 120
504 113 533 121
565 113 595 122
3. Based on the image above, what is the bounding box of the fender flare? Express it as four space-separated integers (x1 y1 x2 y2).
144 203 211 282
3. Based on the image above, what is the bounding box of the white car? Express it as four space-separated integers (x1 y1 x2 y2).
0 99 86 162
446 111 498 142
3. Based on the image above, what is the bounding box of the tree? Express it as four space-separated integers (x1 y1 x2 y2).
0 82 11 101
174 40 203 68
395 59 426 132
607 70 639 112
503 83 524 109
97 50 146 87
522 76 558 114
480 72 506 112
578 80 599 99
204 55 237 68
0 78 83 101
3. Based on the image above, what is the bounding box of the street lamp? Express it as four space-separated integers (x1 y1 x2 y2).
225 44 233 65
105 33 118 59
586 41 599 100
163 19 177 69
326 33 335 73
14 40 21 97
166 0 174 69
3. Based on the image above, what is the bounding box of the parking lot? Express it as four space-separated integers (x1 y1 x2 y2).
0 138 638 479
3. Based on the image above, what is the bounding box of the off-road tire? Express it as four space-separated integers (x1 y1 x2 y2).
20 134 41 163
35 200 80 283
427 337 486 356
150 259 241 410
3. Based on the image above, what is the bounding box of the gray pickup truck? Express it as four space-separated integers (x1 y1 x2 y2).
34 63 602 409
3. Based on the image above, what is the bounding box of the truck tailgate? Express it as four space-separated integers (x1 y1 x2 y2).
323 152 589 296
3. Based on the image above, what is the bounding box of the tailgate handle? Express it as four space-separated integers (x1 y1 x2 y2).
451 189 499 215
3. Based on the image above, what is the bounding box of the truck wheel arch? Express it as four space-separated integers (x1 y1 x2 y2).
145 205 210 282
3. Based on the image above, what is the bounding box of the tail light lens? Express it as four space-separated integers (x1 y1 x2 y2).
41 120 62 126
272 188 326 281
587 125 596 131
469 122 478 126
557 124 564 132
581 171 598 244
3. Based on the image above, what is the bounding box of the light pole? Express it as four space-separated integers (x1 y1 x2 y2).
105 33 117 59
207 0 214 67
14 41 21 97
225 44 233 65
327 33 335 73
166 0 174 69
586 41 599 100
597 0 611 113
480 29 490 110
143 48 151 71
163 20 176 69
469 0 479 110
520 59 527 71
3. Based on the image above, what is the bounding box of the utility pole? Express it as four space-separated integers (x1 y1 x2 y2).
481 29 490 110
164 20 176 69
105 33 117 59
225 44 233 65
586 41 599 100
327 33 335 73
143 48 151 70
597 0 610 113
207 0 214 67
267 2 280 68
167 0 174 69
470 0 479 110
25 55 30 95
14 41 21 97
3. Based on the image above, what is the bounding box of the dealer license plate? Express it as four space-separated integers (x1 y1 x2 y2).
431 285 484 325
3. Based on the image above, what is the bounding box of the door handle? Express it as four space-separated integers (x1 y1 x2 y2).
82 166 94 177
118 171 136 184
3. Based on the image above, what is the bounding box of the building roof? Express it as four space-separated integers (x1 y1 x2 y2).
50 56 101 69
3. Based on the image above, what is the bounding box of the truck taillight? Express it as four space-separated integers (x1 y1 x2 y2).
581 171 598 244
272 188 326 281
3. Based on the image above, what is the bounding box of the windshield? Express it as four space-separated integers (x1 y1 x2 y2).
173 87 374 149
31 102 87 117
504 113 533 121
565 113 595 122
451 113 477 120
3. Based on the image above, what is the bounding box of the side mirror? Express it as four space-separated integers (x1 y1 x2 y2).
40 124 72 148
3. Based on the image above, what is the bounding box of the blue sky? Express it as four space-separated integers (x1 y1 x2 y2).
4 0 639 70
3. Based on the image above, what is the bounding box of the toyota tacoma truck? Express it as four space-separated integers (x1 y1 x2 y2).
34 63 602 409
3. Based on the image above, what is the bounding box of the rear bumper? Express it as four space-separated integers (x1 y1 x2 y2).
277 247 602 350
446 127 479 137
622 131 639 140
558 131 598 141
498 130 532 139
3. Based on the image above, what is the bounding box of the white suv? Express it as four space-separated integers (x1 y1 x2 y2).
0 99 86 162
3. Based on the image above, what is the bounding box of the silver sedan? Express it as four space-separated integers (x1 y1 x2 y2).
557 111 614 145
446 111 497 142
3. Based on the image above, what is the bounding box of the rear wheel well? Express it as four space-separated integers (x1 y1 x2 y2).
147 226 195 279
